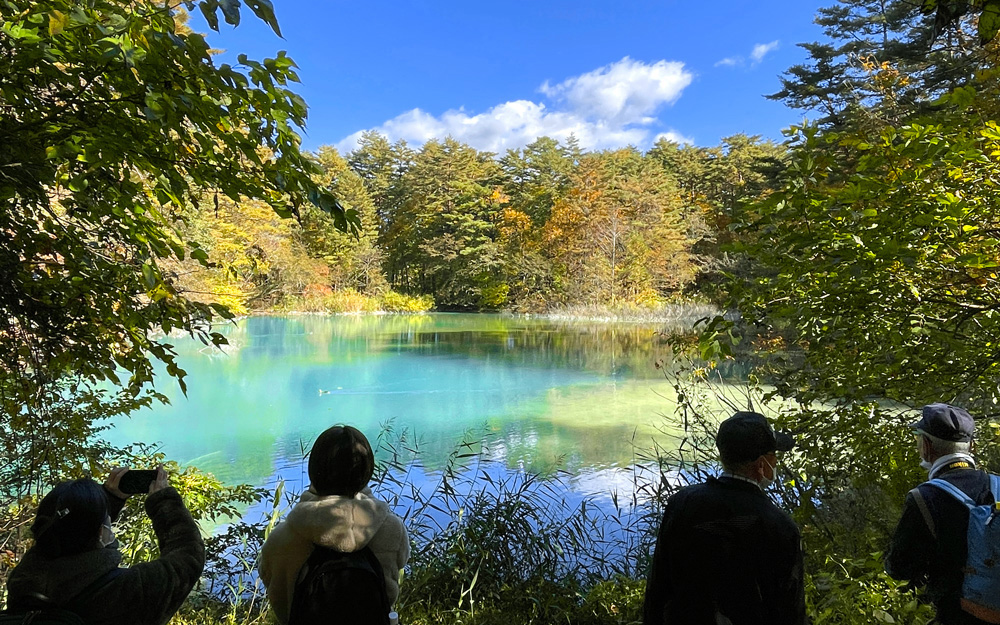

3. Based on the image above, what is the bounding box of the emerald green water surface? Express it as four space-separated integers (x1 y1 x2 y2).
108 314 685 495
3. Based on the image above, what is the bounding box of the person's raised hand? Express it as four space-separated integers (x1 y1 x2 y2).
149 465 169 494
104 466 131 500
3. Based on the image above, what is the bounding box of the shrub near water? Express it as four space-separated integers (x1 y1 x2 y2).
379 291 436 313
278 289 435 314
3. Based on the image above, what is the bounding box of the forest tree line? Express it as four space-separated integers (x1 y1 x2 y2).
169 133 786 314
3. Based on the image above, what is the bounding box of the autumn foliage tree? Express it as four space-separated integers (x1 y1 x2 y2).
542 149 695 306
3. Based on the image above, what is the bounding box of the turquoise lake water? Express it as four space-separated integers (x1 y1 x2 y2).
106 314 690 500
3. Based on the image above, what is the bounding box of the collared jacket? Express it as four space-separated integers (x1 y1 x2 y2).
643 475 806 625
259 486 409 624
5 487 205 625
886 458 995 625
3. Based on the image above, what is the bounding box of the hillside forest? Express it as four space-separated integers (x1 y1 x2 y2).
172 133 785 315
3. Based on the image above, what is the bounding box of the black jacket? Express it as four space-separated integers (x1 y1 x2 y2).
886 464 994 625
6 487 205 625
643 476 806 625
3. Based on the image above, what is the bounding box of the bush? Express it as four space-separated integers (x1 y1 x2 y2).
380 291 435 312
805 551 933 625
320 288 380 313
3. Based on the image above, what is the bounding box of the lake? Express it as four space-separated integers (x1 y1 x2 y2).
107 314 699 503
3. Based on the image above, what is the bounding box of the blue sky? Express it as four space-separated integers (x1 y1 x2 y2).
193 1 828 153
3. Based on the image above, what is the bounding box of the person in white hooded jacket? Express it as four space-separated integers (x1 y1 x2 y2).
259 425 409 624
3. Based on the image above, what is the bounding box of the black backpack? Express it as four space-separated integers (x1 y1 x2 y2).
288 545 391 625
0 568 121 625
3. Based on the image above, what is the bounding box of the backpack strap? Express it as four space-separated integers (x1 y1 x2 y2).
909 487 937 540
926 478 976 509
988 474 1000 504
360 546 390 606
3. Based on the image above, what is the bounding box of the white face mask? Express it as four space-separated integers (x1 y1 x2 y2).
99 519 115 548
759 456 777 489
917 437 932 472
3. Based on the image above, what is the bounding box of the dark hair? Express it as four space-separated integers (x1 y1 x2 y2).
308 425 375 497
31 479 107 558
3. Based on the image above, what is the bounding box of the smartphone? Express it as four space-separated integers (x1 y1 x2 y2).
118 469 158 495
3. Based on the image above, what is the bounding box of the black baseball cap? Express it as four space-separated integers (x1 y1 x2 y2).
716 411 794 465
911 403 975 442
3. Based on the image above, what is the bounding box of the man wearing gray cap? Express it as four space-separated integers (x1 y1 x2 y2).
643 411 805 625
886 403 1000 625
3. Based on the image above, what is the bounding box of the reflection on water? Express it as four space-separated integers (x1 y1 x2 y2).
109 314 701 494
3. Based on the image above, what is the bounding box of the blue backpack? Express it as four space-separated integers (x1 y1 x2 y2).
925 473 1000 621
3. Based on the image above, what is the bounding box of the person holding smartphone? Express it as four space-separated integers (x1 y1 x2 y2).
5 466 205 625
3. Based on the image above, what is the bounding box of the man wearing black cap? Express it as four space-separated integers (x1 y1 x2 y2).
886 403 998 625
643 411 805 625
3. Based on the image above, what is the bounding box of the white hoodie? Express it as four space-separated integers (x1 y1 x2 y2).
259 487 410 624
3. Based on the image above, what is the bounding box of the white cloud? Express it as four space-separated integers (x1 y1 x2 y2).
334 57 695 154
716 40 780 69
654 130 695 145
539 57 692 126
750 40 779 64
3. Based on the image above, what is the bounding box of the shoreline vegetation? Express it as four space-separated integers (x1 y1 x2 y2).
257 297 719 325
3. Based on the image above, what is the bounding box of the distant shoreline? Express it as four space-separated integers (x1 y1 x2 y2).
247 301 720 326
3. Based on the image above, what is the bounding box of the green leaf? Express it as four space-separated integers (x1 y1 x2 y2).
245 0 282 37
48 9 68 36
168 240 185 261
199 0 220 31
149 285 171 302
980 1 1000 45
5 24 42 44
219 0 241 27
141 263 157 288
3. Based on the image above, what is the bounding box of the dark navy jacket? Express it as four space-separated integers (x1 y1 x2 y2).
886 462 994 625
643 476 806 625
